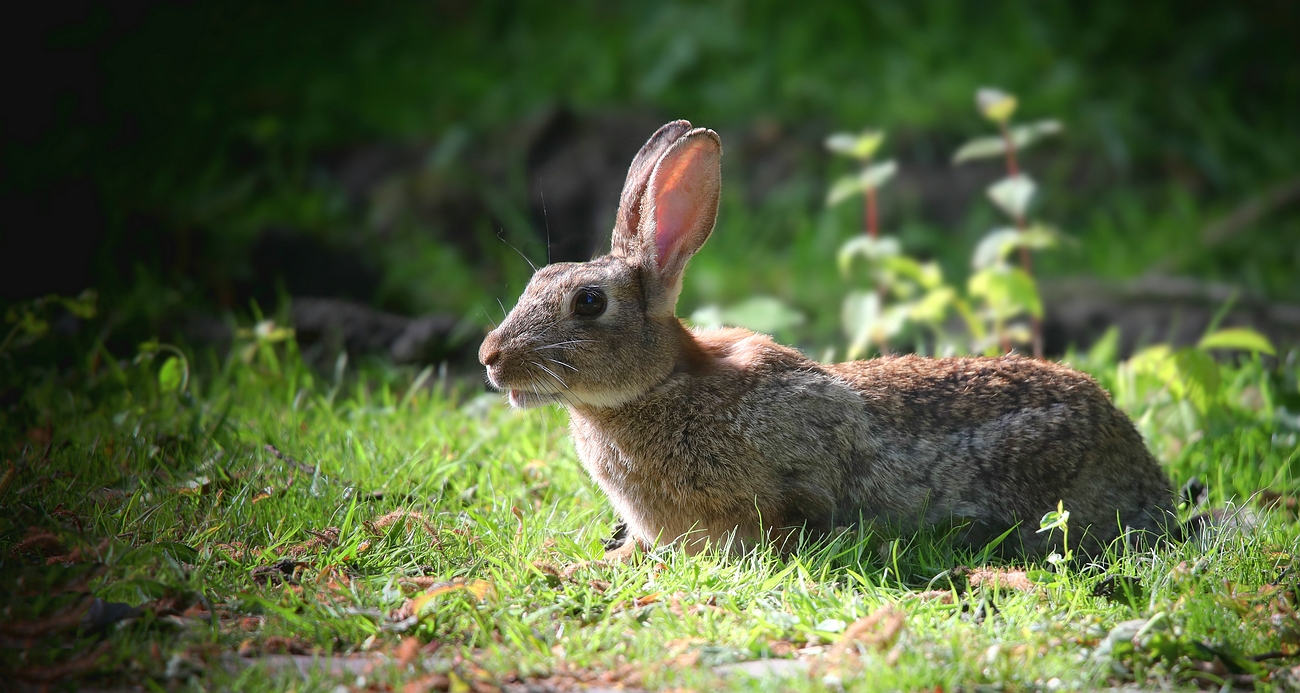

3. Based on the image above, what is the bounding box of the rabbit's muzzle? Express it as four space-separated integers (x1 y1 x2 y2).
479 330 567 408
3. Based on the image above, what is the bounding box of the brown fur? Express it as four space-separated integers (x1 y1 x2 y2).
479 121 1175 558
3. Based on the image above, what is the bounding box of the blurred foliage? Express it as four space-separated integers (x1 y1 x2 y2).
3 1 1299 351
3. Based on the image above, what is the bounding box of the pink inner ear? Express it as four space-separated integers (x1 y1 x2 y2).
653 141 713 271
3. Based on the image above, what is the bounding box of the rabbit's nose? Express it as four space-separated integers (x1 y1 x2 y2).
479 333 502 367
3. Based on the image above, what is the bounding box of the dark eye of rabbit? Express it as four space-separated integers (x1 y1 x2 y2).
572 287 606 317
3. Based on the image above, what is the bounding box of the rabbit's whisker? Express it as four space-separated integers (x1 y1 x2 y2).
531 361 570 390
545 357 579 372
533 339 595 351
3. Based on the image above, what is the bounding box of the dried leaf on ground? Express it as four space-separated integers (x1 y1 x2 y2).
250 558 302 585
12 641 112 683
403 673 451 693
667 592 723 616
316 564 354 595
560 559 611 579
257 635 315 655
284 527 340 557
522 662 644 691
368 509 437 536
213 541 247 561
965 567 1035 592
391 578 495 620
49 505 84 532
9 527 66 557
396 636 423 667
44 538 111 565
0 596 93 637
827 604 906 660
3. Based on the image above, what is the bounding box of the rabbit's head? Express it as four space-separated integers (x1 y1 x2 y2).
480 121 722 409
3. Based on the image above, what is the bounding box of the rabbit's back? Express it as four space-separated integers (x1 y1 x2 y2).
827 355 1176 554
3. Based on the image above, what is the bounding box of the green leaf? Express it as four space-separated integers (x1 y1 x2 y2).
968 267 1042 318
826 160 898 206
1018 224 1061 250
878 255 926 286
825 129 885 160
977 87 1017 122
952 136 1007 164
837 235 902 275
1087 326 1120 366
58 289 99 319
973 224 1060 270
1127 344 1173 374
1197 327 1276 355
987 175 1036 220
972 228 1022 269
843 291 909 359
843 291 881 360
1026 569 1060 585
909 286 955 324
151 541 201 564
720 297 805 334
158 356 183 392
1172 348 1222 414
956 121 1062 164
1131 346 1223 414
858 160 897 190
1009 120 1062 149
689 297 804 334
827 174 866 206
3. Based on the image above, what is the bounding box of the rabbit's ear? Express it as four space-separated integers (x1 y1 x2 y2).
611 120 693 258
637 129 722 297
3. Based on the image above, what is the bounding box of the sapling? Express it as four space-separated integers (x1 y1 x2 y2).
954 88 1063 358
827 130 975 358
826 129 898 355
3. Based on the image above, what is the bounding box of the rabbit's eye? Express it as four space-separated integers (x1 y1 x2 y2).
572 287 607 317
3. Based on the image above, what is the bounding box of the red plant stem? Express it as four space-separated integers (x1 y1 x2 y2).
865 187 879 239
998 121 1020 177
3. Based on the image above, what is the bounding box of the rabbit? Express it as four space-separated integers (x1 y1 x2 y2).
479 120 1177 559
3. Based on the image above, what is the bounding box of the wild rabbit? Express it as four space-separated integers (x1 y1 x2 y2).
479 120 1176 558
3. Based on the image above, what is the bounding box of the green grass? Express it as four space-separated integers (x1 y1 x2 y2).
3 334 1299 691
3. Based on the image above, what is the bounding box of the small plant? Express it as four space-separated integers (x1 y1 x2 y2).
1036 500 1073 569
0 290 98 356
826 130 971 358
135 340 191 394
826 129 899 356
954 88 1064 358
234 318 296 371
1123 323 1277 417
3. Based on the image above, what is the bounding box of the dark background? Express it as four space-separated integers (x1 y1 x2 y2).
4 1 1299 364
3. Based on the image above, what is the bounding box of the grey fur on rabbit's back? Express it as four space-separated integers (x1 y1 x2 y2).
479 120 1176 558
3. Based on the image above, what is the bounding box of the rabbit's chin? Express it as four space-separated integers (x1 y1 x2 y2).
505 386 644 410
507 389 561 409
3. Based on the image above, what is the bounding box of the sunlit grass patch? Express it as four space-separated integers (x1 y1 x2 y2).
1 340 1297 690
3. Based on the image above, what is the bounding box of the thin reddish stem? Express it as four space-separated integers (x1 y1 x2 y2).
999 121 1020 178
866 187 879 239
